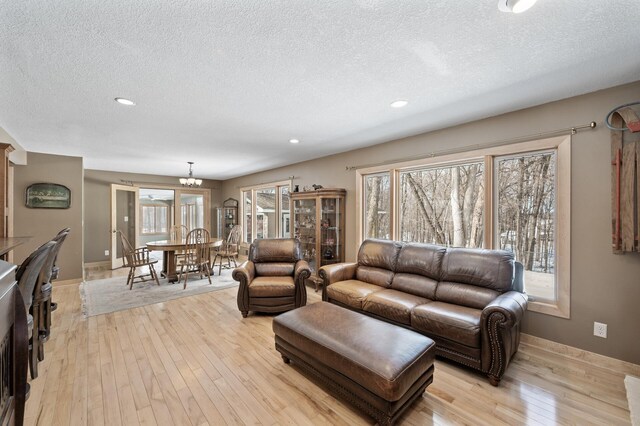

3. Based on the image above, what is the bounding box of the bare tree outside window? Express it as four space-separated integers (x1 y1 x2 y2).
497 152 556 300
364 173 391 239
399 162 484 247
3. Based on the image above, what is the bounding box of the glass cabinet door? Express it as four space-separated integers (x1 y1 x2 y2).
320 197 343 267
293 198 317 272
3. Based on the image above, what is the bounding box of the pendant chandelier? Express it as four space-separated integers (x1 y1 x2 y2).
179 162 202 187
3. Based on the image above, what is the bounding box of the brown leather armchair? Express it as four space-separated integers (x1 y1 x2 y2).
233 239 311 318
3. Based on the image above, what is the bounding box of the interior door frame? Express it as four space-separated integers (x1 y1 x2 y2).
110 184 140 269
175 187 211 232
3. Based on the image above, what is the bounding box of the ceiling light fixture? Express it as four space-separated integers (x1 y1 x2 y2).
179 162 202 187
114 97 136 106
498 0 538 13
390 100 408 108
289 138 300 144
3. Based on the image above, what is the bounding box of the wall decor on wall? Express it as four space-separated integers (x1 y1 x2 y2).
25 183 71 209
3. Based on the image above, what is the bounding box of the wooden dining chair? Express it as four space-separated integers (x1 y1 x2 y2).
118 231 160 289
169 224 189 264
39 229 69 346
178 228 212 289
16 241 55 379
213 224 242 274
170 224 189 241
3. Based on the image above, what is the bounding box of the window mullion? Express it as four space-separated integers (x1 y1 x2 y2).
484 156 494 249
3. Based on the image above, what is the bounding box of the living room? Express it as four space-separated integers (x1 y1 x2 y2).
1 1 640 425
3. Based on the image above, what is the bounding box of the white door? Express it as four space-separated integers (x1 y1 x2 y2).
111 184 139 269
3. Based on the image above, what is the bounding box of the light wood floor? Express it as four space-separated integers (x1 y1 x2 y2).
25 272 632 426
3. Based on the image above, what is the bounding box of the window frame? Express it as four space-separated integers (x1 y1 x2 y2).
356 135 570 318
240 180 292 244
140 204 169 235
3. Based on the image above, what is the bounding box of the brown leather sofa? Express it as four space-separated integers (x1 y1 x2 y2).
319 239 528 386
233 238 311 317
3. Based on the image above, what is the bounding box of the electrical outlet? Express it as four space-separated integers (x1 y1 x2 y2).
104 250 109 256
593 322 607 338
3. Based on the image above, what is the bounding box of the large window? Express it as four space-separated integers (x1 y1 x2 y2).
400 162 484 247
241 181 291 243
280 186 290 238
358 136 570 318
496 151 556 301
363 173 391 240
180 193 204 230
141 205 168 234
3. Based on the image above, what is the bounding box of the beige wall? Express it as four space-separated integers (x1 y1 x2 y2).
221 80 640 364
84 169 223 263
13 152 84 281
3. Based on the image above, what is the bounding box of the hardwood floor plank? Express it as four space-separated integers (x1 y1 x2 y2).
23 278 632 426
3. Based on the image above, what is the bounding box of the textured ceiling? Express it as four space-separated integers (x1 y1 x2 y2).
1 1 639 179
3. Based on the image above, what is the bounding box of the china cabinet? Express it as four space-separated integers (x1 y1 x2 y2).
218 198 238 240
291 188 346 291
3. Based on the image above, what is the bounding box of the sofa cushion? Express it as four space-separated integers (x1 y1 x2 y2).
363 289 432 325
249 276 295 297
254 262 294 277
356 266 394 288
395 243 446 280
441 248 515 292
357 239 402 271
435 282 500 310
390 273 438 300
325 280 386 309
411 302 481 348
249 238 302 262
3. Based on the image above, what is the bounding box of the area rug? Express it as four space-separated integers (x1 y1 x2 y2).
80 269 238 317
627 375 640 426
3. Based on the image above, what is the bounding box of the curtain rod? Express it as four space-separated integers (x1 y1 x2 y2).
345 121 596 171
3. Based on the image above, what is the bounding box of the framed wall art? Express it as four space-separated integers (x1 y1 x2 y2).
25 183 71 209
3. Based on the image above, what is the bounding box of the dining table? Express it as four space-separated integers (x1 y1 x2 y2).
146 238 222 283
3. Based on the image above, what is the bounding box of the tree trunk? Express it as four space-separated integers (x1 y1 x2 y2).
450 168 464 247
406 174 446 244
366 177 381 238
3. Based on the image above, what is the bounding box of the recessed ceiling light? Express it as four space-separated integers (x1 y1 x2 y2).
498 0 538 13
114 97 136 106
390 100 408 108
289 139 300 144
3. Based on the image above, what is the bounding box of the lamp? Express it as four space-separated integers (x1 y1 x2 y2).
179 162 203 187
498 0 538 13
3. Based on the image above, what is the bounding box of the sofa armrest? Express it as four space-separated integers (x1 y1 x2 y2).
319 262 357 301
294 260 311 308
294 260 311 284
482 291 528 328
481 291 528 385
233 261 255 316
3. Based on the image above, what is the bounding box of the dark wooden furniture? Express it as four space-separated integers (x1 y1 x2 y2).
0 260 26 426
273 302 435 425
178 228 213 289
41 229 70 344
212 224 241 274
146 238 221 283
118 231 160 289
291 188 346 292
15 242 54 380
220 198 238 240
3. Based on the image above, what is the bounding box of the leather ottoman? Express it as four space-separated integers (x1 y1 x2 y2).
273 302 435 425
